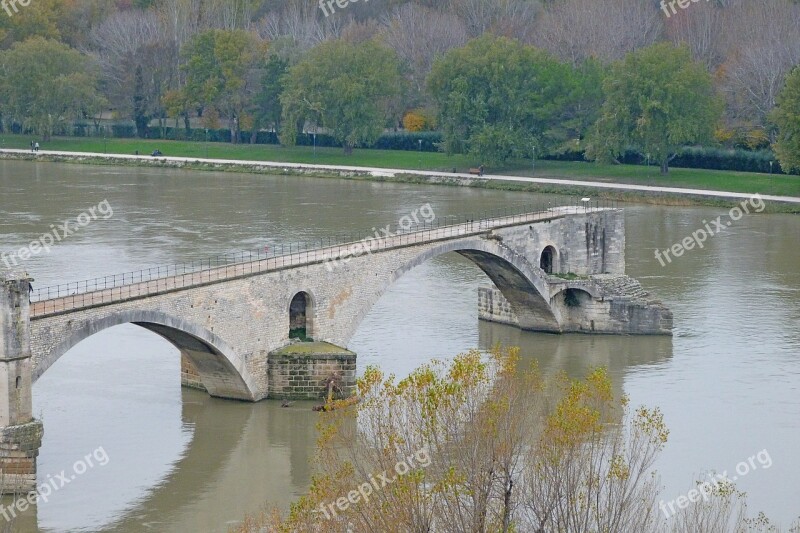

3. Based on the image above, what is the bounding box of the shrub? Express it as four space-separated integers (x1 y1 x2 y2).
402 109 436 132
403 110 427 132
111 124 136 138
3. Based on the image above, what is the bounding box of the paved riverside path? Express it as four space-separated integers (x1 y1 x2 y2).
3 148 799 204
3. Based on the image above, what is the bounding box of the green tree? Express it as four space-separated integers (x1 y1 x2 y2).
587 43 723 174
0 0 62 48
428 35 591 166
553 58 606 155
280 40 404 155
771 66 800 174
253 54 289 139
0 0 108 49
0 37 104 140
161 89 193 136
133 64 150 138
180 29 266 143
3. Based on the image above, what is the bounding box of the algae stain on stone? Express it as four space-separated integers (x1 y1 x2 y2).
327 287 353 320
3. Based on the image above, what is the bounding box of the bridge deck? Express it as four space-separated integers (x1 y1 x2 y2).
30 205 611 319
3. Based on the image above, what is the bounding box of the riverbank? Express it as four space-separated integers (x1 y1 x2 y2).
2 148 799 212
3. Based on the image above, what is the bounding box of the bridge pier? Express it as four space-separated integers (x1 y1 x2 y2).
266 342 356 401
180 353 207 392
478 277 673 335
0 272 43 494
180 343 357 402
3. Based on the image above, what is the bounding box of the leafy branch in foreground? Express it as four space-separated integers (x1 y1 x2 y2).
232 346 798 533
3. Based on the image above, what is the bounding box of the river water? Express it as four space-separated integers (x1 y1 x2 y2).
0 160 798 532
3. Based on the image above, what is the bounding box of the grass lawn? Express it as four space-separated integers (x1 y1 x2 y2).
2 134 798 197
272 342 355 356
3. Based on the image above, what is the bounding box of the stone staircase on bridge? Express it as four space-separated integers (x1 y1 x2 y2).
479 273 672 335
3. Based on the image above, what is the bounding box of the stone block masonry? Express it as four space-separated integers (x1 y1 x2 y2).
26 208 631 402
478 274 673 335
0 420 44 492
267 342 356 401
23 207 669 404
3 207 671 493
0 272 43 493
478 287 517 327
181 353 207 392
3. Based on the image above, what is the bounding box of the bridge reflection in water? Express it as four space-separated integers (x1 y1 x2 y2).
9 317 670 532
0 200 674 530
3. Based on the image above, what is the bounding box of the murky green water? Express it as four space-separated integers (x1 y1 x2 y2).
0 160 798 532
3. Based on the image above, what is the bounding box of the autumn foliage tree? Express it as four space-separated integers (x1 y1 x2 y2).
179 29 266 143
232 347 674 532
233 346 798 533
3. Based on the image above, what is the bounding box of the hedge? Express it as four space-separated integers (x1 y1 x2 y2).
616 147 784 174
372 132 442 152
66 122 444 151
53 121 790 174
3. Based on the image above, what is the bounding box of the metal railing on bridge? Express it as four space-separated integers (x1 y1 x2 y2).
29 198 616 312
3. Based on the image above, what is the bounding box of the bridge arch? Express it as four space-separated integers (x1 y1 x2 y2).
338 237 561 346
551 288 597 332
32 311 258 401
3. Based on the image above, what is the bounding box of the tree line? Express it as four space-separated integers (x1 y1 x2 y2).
0 0 799 173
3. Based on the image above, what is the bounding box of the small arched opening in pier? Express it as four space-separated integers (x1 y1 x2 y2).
289 292 313 341
540 246 557 274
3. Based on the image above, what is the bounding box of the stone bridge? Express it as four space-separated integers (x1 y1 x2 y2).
0 203 672 491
